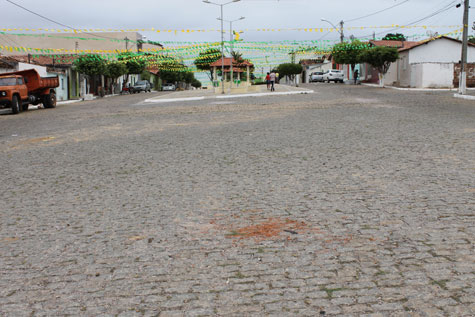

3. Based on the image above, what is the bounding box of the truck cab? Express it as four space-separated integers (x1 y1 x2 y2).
0 75 29 111
0 69 58 114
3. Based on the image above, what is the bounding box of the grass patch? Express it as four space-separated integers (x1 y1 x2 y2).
320 286 345 299
234 271 245 279
431 279 449 290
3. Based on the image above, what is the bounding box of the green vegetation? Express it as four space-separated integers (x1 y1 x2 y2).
277 63 303 86
194 48 222 81
360 46 399 87
331 40 369 72
382 33 407 41
73 54 107 77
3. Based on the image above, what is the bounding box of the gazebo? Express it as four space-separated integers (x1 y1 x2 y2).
209 57 254 91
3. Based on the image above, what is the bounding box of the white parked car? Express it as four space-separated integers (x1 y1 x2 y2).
309 72 324 83
323 70 345 83
162 83 176 91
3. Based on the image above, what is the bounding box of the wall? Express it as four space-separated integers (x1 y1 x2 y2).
398 51 410 87
18 62 48 76
405 63 454 88
420 63 454 88
48 73 68 101
0 67 14 73
453 63 475 87
384 62 398 86
409 38 475 64
0 32 144 56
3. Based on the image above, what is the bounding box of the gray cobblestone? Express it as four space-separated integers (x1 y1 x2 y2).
1 85 474 315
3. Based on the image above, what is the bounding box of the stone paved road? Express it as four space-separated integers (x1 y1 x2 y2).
1 85 474 316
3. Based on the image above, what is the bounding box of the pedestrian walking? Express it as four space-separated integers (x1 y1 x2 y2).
265 72 271 90
354 69 359 84
270 71 276 91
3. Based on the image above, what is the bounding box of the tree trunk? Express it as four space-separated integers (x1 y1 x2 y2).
379 73 385 87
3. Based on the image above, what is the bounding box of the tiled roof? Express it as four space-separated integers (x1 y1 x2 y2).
210 57 253 67
398 36 475 52
7 54 80 66
299 59 325 66
369 40 420 49
146 67 160 75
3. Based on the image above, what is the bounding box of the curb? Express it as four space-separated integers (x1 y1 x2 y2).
144 97 206 103
216 90 314 99
57 99 83 105
362 83 475 93
144 90 314 104
453 93 475 101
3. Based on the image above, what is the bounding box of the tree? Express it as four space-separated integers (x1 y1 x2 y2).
182 72 195 85
140 70 153 82
277 63 303 86
194 48 222 81
191 79 202 88
331 40 369 73
360 46 399 87
231 50 245 65
73 54 107 77
118 52 147 84
105 61 127 93
157 56 187 85
382 33 407 41
105 61 127 81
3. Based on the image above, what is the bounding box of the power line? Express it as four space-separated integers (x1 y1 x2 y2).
345 0 411 23
5 0 118 41
361 0 458 39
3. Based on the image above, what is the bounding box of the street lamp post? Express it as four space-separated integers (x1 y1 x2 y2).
321 18 344 43
203 0 241 94
217 16 245 88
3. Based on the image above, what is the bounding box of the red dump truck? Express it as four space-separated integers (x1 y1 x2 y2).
0 69 59 114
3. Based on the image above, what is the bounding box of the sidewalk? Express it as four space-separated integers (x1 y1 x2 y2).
363 83 475 100
144 84 314 104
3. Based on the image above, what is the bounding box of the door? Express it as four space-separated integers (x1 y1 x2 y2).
17 77 28 101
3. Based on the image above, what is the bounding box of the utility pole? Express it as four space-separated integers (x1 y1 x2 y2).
339 20 344 43
124 37 130 51
458 0 470 95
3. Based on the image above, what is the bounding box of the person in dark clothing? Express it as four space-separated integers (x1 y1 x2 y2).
354 69 359 84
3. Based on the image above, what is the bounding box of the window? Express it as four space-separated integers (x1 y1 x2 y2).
17 78 23 85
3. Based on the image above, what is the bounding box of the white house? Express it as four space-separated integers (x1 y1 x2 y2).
397 36 475 88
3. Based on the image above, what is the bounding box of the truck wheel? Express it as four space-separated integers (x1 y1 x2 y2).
11 95 20 114
22 103 29 111
43 92 57 108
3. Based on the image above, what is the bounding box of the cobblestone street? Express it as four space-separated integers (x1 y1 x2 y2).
1 85 474 316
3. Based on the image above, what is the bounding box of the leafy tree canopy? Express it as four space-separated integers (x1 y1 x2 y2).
73 54 107 77
382 33 407 41
191 79 202 88
105 61 127 80
331 40 369 69
277 63 303 78
194 48 221 71
194 48 222 81
360 46 399 75
118 52 146 75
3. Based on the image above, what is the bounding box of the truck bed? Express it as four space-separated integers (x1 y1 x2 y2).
0 69 59 93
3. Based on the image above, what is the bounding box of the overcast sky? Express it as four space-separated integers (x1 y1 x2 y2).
1 0 472 43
